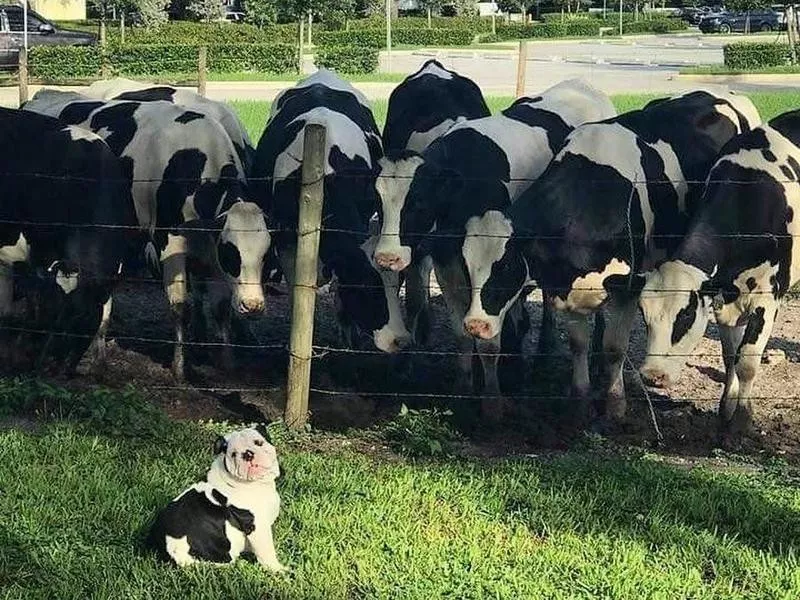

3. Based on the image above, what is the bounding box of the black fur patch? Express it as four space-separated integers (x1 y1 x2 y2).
761 148 778 162
788 156 800 182
211 489 228 505
671 291 699 345
154 149 207 250
89 102 141 156
227 505 256 535
746 277 757 291
217 241 241 278
115 87 176 102
740 306 766 347
788 206 795 223
781 165 796 182
58 101 105 125
175 111 205 124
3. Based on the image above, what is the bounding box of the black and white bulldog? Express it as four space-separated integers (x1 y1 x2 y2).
147 427 286 570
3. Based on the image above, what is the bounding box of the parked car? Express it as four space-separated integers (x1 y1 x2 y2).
680 5 724 26
0 5 96 69
699 9 783 33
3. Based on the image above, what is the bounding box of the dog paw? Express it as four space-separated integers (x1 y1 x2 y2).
263 562 289 573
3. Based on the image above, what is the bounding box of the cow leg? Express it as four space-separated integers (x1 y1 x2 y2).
599 297 638 422
85 294 114 368
405 255 432 347
210 284 235 372
162 234 190 381
721 305 777 430
563 311 591 400
435 259 474 395
718 322 745 421
476 336 502 420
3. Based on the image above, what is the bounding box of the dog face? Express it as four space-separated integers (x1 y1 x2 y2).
213 428 279 483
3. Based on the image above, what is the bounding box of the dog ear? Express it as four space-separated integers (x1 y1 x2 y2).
213 435 227 455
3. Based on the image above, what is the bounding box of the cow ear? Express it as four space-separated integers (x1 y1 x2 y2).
213 435 228 455
604 273 646 299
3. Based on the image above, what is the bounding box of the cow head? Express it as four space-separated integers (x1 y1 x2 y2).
461 210 531 340
332 237 412 353
373 153 436 272
181 202 271 316
638 260 712 389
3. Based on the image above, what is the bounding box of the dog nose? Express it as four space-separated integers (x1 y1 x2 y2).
239 298 265 315
242 449 255 462
640 366 670 389
465 318 492 339
374 252 406 272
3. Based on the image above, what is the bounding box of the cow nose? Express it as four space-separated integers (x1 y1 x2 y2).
465 318 493 340
395 335 412 351
239 298 265 315
640 366 670 389
374 252 406 272
242 449 254 462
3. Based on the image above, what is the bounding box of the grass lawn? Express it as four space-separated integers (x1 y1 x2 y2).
2 384 800 599
681 65 800 76
230 91 800 144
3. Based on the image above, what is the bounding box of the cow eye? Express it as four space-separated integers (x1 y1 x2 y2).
217 241 241 278
254 439 264 446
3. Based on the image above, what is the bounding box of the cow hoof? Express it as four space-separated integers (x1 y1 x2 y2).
717 405 756 441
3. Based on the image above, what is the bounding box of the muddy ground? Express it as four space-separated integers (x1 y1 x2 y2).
12 273 800 462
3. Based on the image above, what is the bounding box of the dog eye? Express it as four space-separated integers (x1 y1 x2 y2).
254 440 264 447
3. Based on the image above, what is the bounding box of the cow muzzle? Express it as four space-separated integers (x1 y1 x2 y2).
374 252 408 272
464 318 495 340
639 365 671 389
237 297 265 315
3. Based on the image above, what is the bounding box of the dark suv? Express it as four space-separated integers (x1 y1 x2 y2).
699 9 783 33
0 5 96 68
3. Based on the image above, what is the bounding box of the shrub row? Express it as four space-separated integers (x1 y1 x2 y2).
347 15 493 32
104 21 310 46
316 27 475 48
494 17 683 39
315 45 379 74
723 42 793 69
28 43 297 79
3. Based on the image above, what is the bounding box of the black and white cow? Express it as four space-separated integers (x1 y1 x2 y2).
638 110 800 429
82 78 255 174
252 70 411 353
469 89 761 423
23 90 271 380
375 79 617 416
0 107 137 371
375 59 490 346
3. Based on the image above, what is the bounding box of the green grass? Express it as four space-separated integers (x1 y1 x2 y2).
229 91 800 143
3 390 800 599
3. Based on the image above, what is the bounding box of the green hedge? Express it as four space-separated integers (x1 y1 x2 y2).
103 21 309 46
494 16 683 40
723 42 793 69
29 43 298 79
495 22 567 39
316 27 475 47
347 15 492 32
315 45 379 73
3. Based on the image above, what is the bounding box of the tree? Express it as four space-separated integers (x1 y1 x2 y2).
136 0 170 27
186 0 225 21
244 0 277 28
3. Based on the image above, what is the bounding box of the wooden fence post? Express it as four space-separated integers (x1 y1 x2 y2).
18 47 28 106
285 123 326 430
515 40 527 97
197 46 207 98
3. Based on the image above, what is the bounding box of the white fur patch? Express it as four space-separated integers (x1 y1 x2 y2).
374 155 425 269
165 535 195 566
64 125 100 142
462 211 522 339
520 78 617 128
649 139 688 213
557 123 654 242
408 61 455 81
406 118 461 154
270 69 371 119
445 114 553 201
552 257 632 313
273 107 372 192
0 233 30 265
